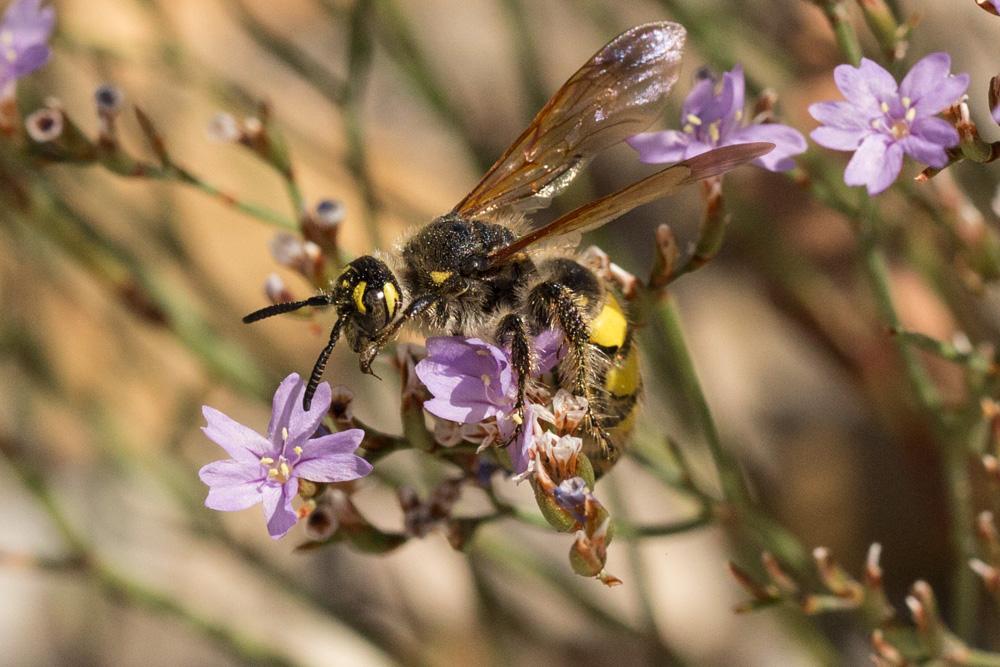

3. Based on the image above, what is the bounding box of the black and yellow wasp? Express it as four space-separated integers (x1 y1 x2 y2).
244 22 772 468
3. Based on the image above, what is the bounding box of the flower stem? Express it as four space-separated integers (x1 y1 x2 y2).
859 212 979 640
655 295 752 508
813 0 864 65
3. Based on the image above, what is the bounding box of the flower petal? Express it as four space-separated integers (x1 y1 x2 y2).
728 123 807 172
533 328 566 376
909 116 959 148
268 373 332 451
509 403 538 475
202 406 271 463
199 459 264 512
9 44 49 78
3 0 55 51
899 135 949 168
899 52 969 114
811 125 868 151
834 59 897 112
808 100 872 130
300 429 365 458
844 134 903 195
626 131 691 164
294 453 373 483
261 480 298 539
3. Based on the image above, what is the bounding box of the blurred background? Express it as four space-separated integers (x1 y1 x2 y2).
2 0 1000 665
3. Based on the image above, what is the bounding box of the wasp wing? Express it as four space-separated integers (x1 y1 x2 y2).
452 21 686 218
485 142 774 266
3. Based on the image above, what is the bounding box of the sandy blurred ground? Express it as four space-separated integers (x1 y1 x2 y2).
1 0 998 665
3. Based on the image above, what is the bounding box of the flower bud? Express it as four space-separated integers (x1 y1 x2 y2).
94 84 125 116
269 232 324 280
25 107 63 142
314 199 345 227
25 105 97 162
206 112 241 143
303 199 344 255
263 272 293 304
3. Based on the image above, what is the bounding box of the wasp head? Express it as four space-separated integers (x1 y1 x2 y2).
336 255 402 357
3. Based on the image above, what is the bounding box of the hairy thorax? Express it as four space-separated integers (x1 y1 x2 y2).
400 214 534 331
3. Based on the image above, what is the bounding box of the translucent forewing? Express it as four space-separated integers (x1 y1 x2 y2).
452 22 686 218
486 142 775 267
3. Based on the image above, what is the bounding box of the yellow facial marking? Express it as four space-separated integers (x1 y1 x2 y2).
353 281 367 313
383 282 399 317
341 280 350 288
588 299 627 349
430 270 453 285
604 347 641 397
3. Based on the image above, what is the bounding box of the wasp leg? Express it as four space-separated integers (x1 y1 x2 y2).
528 281 614 454
359 292 443 375
495 313 532 428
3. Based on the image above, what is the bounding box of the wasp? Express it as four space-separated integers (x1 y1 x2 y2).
244 22 772 468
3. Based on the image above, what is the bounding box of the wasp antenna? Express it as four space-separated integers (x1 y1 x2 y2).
242 294 332 324
303 316 346 410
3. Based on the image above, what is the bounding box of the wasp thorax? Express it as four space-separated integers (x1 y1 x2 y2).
337 256 402 351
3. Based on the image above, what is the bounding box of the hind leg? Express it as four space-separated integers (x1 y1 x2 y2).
526 280 614 454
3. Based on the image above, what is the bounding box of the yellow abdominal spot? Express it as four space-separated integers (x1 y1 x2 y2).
588 299 627 349
604 347 640 397
383 282 399 316
430 270 453 285
353 281 368 313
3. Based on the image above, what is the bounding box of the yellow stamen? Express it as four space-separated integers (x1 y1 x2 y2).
267 468 279 478
475 349 490 356
901 96 912 108
685 113 702 126
4 48 15 63
293 446 303 456
260 456 275 465
682 124 695 134
281 426 289 442
481 374 491 387
0 31 11 45
511 412 523 425
708 122 721 143
279 462 291 478
905 107 916 122
880 102 890 113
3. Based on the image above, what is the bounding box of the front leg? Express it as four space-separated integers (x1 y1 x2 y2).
358 291 443 375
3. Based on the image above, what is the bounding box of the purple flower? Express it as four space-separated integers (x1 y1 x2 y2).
199 373 372 539
0 0 55 93
414 329 563 427
627 64 806 172
809 54 969 195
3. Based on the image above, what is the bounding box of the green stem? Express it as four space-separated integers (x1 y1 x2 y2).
656 296 752 508
170 165 298 230
814 0 864 65
859 214 978 640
